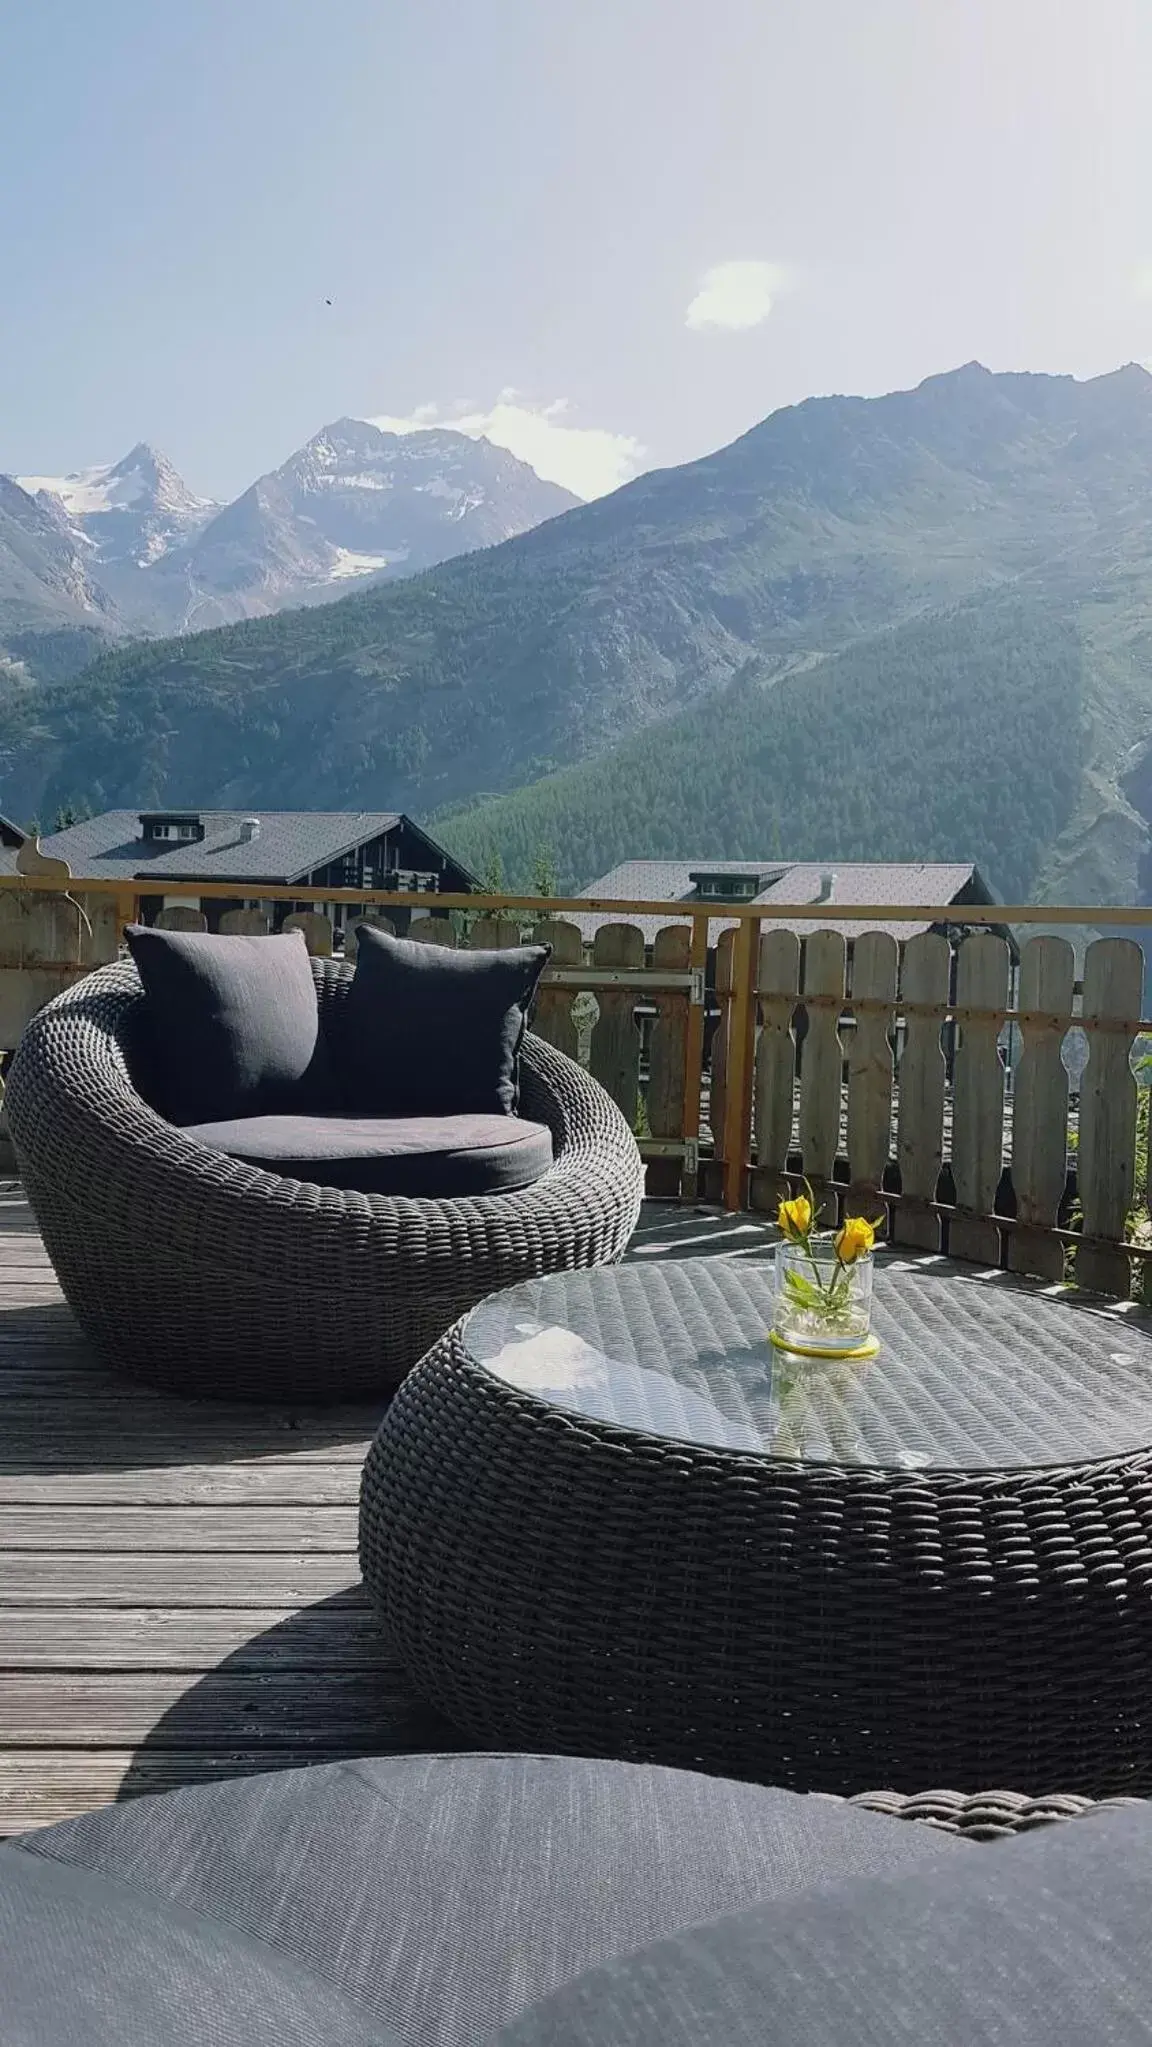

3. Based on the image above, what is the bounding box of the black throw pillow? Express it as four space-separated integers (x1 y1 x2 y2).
342 925 550 1116
125 926 335 1127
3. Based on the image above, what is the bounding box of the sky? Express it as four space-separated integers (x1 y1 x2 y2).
2 0 1152 502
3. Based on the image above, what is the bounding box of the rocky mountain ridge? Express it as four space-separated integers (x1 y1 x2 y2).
2 420 577 667
6 364 1152 906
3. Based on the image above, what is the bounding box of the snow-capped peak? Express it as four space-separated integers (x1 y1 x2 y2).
18 459 143 521
15 445 217 568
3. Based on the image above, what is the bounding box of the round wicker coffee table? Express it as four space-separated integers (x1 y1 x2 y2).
359 1255 1152 1795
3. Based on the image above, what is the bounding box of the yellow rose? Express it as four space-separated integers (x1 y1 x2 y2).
777 1193 812 1241
835 1215 876 1264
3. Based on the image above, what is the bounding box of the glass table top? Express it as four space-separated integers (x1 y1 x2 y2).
463 1255 1152 1472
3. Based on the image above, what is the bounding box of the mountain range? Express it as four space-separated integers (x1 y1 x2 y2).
3 422 576 674
5 361 1152 906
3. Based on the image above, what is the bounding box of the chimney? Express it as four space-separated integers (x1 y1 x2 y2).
813 869 836 905
239 817 261 844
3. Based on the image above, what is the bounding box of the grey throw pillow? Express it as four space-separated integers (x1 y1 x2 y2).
125 926 335 1126
341 925 550 1116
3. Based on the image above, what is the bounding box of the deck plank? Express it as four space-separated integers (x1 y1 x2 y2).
0 1751 425 1833
0 1462 361 1504
1 1506 359 1550
0 1193 452 1835
0 1607 391 1669
0 1407 377 1467
0 1193 726 1837
3 1555 365 1606
0 1672 455 1747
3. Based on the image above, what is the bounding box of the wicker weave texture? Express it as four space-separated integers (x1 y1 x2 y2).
5 959 644 1400
843 1788 1145 1841
360 1320 1152 1797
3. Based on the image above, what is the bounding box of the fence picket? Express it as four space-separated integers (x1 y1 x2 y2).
470 915 523 950
798 931 846 1225
1077 937 1144 1297
0 892 87 1049
846 930 897 1215
749 928 800 1213
343 915 395 961
529 919 583 1059
82 894 120 967
709 928 736 1168
949 932 1010 1265
2 892 82 970
1009 936 1075 1281
408 917 456 947
154 906 206 932
283 911 333 956
648 925 691 1141
893 932 950 1250
590 923 644 1128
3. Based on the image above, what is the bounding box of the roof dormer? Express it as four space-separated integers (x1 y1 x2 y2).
687 869 780 902
138 812 204 844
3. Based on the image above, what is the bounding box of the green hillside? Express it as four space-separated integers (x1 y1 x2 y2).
4 363 1152 903
438 599 1085 900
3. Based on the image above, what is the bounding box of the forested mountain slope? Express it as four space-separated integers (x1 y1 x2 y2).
5 362 1152 902
438 598 1084 901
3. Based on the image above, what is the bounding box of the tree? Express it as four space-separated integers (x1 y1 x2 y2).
52 799 93 833
530 842 558 899
478 845 504 896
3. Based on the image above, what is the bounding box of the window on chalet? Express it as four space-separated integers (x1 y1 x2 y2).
139 814 203 844
688 871 765 902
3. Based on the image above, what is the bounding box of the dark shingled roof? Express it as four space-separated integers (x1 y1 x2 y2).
572 859 994 944
0 810 438 884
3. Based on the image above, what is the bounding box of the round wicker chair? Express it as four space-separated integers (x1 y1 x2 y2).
4 957 644 1401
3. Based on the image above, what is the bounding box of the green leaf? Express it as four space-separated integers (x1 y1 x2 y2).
782 1270 828 1312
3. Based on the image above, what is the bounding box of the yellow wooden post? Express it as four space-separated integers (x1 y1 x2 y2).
679 912 709 1201
721 916 758 1212
114 887 138 948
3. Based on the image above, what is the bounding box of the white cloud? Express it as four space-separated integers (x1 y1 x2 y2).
1132 263 1152 302
369 391 645 501
685 259 791 332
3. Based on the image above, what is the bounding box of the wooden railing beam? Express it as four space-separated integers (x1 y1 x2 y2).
1 872 1152 928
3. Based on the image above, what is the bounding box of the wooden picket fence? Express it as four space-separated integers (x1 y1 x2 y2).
710 921 1151 1299
0 882 707 1199
0 868 1151 1300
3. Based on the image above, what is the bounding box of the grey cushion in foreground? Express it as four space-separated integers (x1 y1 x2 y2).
185 1111 554 1196
0 1842 396 2046
5 1753 961 2047
502 1801 1152 2046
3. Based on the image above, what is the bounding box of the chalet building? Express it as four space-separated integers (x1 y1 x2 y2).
573 859 1007 954
0 810 478 937
574 862 1015 1078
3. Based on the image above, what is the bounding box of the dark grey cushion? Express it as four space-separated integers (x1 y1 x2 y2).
185 1111 554 1196
0 1838 397 2045
341 927 550 1117
9 1752 963 2047
502 1802 1152 2046
126 926 334 1126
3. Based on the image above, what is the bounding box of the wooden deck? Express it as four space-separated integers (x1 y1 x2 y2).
0 1192 776 1836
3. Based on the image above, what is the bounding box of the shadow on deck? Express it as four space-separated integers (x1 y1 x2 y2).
0 1193 772 1834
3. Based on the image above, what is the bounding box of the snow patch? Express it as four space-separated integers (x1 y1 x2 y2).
419 477 474 503
326 546 408 579
17 463 146 518
311 471 394 492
